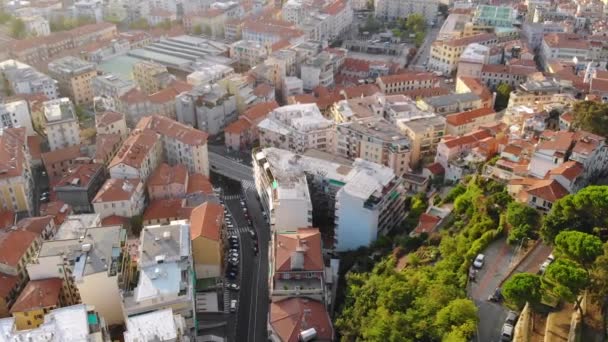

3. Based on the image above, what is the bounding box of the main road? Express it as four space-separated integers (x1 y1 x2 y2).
209 150 254 182
409 17 444 70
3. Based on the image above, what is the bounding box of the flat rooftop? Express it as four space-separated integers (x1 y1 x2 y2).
98 55 142 81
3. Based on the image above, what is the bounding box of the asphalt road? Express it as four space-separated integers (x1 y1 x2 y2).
223 182 269 342
469 237 514 342
410 17 443 70
209 151 254 182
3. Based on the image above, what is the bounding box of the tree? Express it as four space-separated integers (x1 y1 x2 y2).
570 100 608 138
405 14 426 33
543 259 590 316
192 24 203 35
502 273 542 309
129 18 150 30
434 298 478 339
506 202 540 244
10 18 26 39
494 83 512 111
590 242 608 301
554 231 602 270
541 186 608 243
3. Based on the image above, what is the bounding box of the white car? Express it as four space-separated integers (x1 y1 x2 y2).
473 254 485 269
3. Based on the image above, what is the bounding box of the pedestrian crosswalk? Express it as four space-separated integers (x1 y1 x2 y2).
223 194 241 201
223 288 230 313
227 226 251 234
241 180 256 191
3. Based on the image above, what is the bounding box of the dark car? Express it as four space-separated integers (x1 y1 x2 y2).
226 271 237 279
249 230 257 239
505 311 518 325
253 245 259 255
488 288 503 302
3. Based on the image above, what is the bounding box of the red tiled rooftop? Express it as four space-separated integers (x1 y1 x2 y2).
548 161 583 181
243 101 279 123
187 173 213 195
275 228 323 273
93 178 141 203
526 179 569 202
10 278 62 313
101 215 130 227
0 230 38 267
190 202 223 241
143 199 185 222
446 108 496 127
224 118 252 135
414 213 441 235
269 298 333 342
148 163 188 187
0 273 19 298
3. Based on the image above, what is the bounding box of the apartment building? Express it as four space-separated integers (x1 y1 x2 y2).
132 61 175 95
507 79 573 108
0 100 34 136
0 304 111 341
230 40 270 70
336 117 411 176
41 145 87 182
186 65 234 87
121 223 196 333
224 101 280 151
92 178 145 219
48 56 97 105
377 73 439 95
569 131 608 185
108 129 162 181
396 115 447 168
20 15 50 37
175 84 238 135
124 308 188 342
480 64 539 90
435 129 497 181
91 74 135 111
95 111 128 137
242 20 305 45
0 60 58 99
54 163 106 214
190 202 225 280
258 103 335 154
0 128 34 214
94 133 122 165
270 227 326 302
445 108 497 136
417 92 484 115
0 229 41 297
136 115 210 176
43 98 81 151
118 81 192 126
374 0 438 21
429 33 498 75
254 148 406 251
147 163 188 200
9 278 63 331
301 51 337 91
540 33 591 70
27 226 129 326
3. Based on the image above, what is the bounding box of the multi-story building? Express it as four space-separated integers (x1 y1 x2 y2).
43 98 81 151
569 131 608 185
0 60 58 99
268 297 334 342
242 20 305 45
472 5 517 27
507 79 574 108
0 229 41 298
445 107 497 136
480 64 539 90
91 74 135 112
0 304 111 341
132 60 175 95
522 21 566 50
108 129 162 181
539 33 590 69
374 0 438 21
219 73 258 115
175 84 237 135
376 72 439 95
27 226 130 326
270 227 326 302
136 115 210 176
417 92 484 115
123 308 189 342
54 163 106 214
258 103 335 154
0 100 34 136
92 178 145 219
74 0 104 22
189 202 224 280
396 115 446 168
336 117 411 176
186 65 234 87
230 40 270 71
429 33 498 75
224 101 280 151
48 56 97 105
8 278 63 331
301 51 337 90
95 111 128 137
20 15 50 37
254 147 406 251
41 145 87 182
0 128 34 214
121 223 196 333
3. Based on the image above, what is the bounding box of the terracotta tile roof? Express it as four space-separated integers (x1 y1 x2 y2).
16 216 53 236
143 199 185 222
443 33 496 47
414 213 441 235
398 87 451 99
269 298 333 342
378 72 438 85
187 173 213 195
337 84 382 98
242 20 304 40
442 129 493 149
289 94 317 105
548 161 583 181
0 230 37 267
275 228 323 272
55 163 104 190
94 133 122 162
446 108 496 126
481 64 537 75
594 70 608 80
68 22 116 37
27 135 42 161
342 58 370 72
120 88 148 103
525 179 569 202
0 273 19 298
42 145 83 166
224 117 252 135
572 131 605 156
458 76 493 101
148 80 192 103
0 128 27 179
96 111 125 129
0 211 15 230
253 83 274 97
560 112 574 123
243 101 279 123
148 163 188 187
101 215 129 226
136 115 208 146
93 178 141 203
323 0 346 15
590 77 608 93
108 129 159 170
425 162 445 175
543 33 590 50
537 131 574 153
271 39 291 51
40 201 71 225
190 202 223 241
10 278 62 313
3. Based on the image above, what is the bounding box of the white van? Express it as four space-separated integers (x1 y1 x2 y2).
230 299 237 313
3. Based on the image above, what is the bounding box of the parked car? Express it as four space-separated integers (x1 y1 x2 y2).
539 253 555 274
253 245 258 255
500 323 514 341
228 283 240 291
228 257 239 265
226 271 237 279
249 230 257 239
488 287 503 302
240 200 246 207
505 311 518 325
230 299 237 312
473 254 485 269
